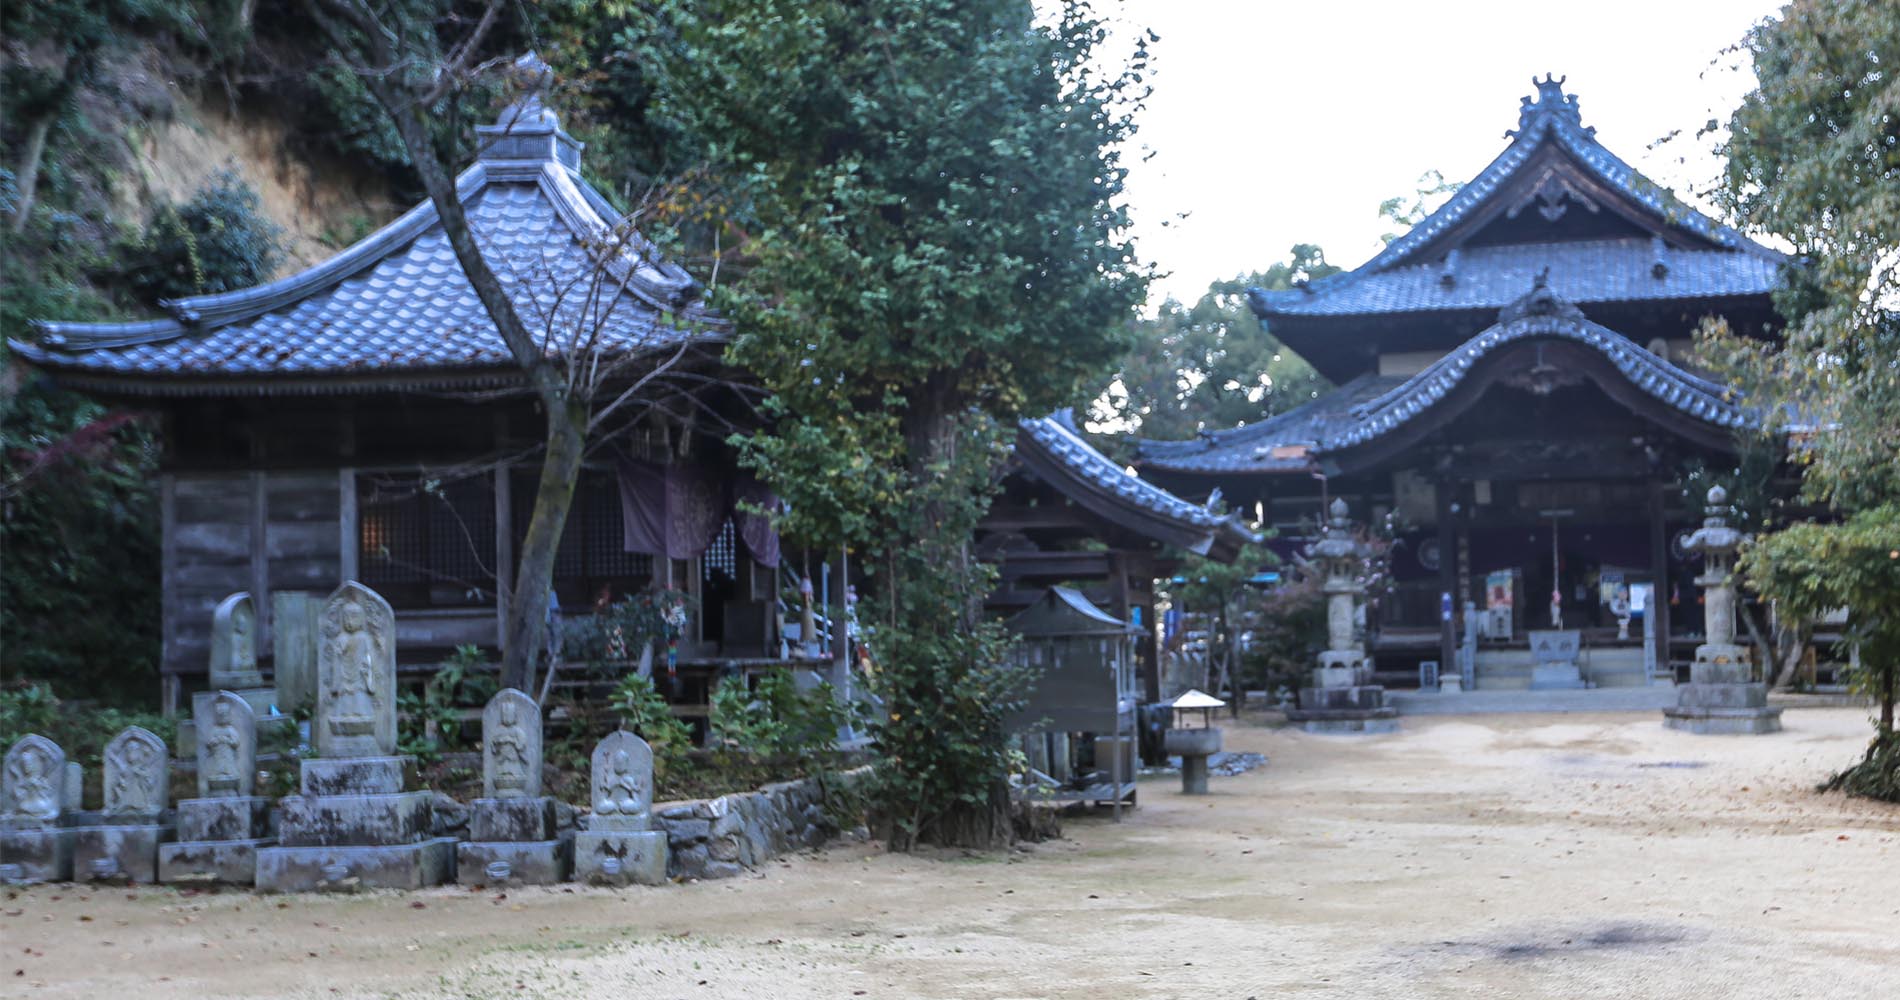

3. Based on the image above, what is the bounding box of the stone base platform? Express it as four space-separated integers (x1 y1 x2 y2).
1530 664 1589 690
177 796 273 843
457 839 572 886
0 827 74 884
73 823 169 883
1286 709 1401 734
255 837 457 892
159 839 271 884
1662 705 1785 735
573 829 668 887
1290 683 1396 733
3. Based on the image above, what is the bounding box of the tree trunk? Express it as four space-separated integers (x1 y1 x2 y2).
8 54 85 235
1770 621 1811 691
502 406 588 692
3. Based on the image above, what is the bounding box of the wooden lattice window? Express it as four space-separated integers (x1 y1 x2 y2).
358 473 497 605
513 466 654 605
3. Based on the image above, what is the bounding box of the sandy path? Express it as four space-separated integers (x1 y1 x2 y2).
5 707 1895 999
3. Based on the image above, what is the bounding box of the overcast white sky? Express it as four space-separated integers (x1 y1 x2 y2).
1103 0 1786 306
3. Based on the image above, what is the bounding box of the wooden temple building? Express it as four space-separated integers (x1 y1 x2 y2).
1137 77 1788 688
15 80 1251 714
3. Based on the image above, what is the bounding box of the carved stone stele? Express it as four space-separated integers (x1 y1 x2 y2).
209 592 263 690
316 581 398 758
2 734 66 825
590 731 653 829
196 691 257 798
482 688 542 800
104 726 168 817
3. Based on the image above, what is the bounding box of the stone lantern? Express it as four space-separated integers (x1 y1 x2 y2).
1162 689 1225 794
1661 486 1784 734
1285 499 1398 733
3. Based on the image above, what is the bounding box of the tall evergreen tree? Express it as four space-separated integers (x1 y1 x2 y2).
642 0 1152 846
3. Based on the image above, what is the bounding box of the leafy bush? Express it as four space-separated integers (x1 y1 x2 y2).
607 672 692 777
709 671 851 765
0 681 176 773
397 644 499 764
1821 733 1900 804
121 169 282 302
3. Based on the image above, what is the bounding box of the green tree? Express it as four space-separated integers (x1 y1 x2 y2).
641 0 1152 847
1741 507 1900 799
1701 0 1899 798
1378 168 1463 244
1100 246 1336 440
1703 0 1899 510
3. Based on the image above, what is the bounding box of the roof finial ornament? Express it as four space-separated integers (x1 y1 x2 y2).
1509 72 1590 138
497 51 559 130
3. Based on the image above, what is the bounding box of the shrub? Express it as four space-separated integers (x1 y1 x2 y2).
121 169 282 302
607 672 692 778
0 681 176 773
709 671 851 766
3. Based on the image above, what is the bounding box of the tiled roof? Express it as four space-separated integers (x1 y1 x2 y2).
1253 76 1784 321
1250 238 1782 318
1016 411 1260 557
1136 303 1755 476
13 98 713 394
1134 373 1401 473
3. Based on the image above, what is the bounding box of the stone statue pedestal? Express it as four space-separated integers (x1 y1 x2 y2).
159 796 275 884
254 755 456 892
0 825 75 885
73 811 173 884
1286 650 1398 734
457 797 573 886
1527 630 1588 690
1662 643 1784 735
573 814 668 887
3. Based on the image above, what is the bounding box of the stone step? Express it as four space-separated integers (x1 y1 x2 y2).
158 839 272 885
254 837 457 892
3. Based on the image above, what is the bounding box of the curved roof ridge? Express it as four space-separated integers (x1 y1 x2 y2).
1252 78 1783 318
24 158 702 358
1018 411 1261 554
1326 311 1754 453
1133 372 1389 460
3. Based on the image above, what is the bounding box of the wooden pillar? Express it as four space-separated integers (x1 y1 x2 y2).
1436 479 1458 681
159 473 178 716
338 468 358 582
250 471 270 654
1648 480 1672 679
338 406 358 584
495 461 514 651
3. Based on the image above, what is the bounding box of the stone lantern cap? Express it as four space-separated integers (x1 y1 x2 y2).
1168 689 1225 730
1684 485 1741 556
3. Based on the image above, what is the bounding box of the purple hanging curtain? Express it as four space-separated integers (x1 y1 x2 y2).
617 458 727 561
733 472 781 568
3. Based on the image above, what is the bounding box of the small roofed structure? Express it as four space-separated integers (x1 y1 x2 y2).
993 411 1261 703
1163 688 1226 795
1007 586 1142 817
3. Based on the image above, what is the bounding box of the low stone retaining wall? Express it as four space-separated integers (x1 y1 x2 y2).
650 766 871 881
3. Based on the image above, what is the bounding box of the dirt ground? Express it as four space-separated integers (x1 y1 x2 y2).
6 707 1896 1000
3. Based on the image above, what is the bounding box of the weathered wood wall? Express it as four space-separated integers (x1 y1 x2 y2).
162 471 342 684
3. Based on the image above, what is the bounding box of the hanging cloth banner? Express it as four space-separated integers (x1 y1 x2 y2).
732 472 782 568
616 458 727 561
